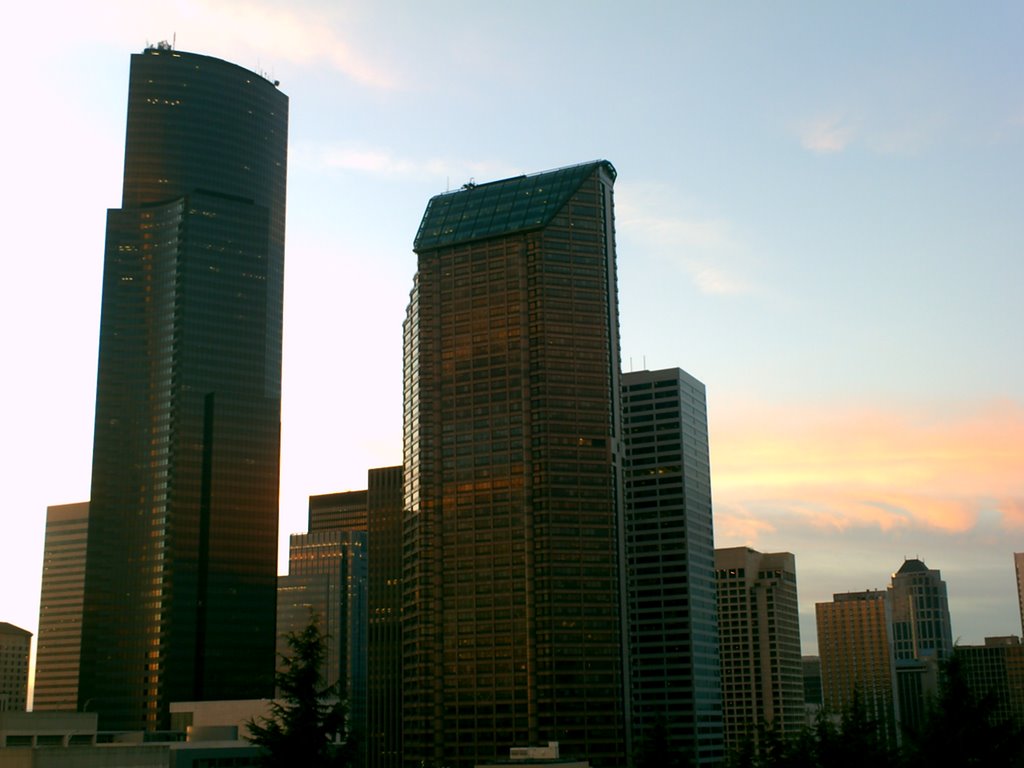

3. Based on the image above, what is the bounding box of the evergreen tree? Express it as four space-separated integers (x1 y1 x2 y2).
247 616 350 767
902 651 1024 768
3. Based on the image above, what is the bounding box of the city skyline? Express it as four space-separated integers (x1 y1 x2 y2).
3 0 1023 675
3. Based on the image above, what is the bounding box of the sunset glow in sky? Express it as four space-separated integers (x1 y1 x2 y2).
2 1 1022 660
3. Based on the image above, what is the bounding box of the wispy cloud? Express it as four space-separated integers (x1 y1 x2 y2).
798 114 857 154
304 143 515 184
321 148 448 177
51 0 400 90
796 108 946 156
712 398 1024 542
616 181 756 296
191 0 400 89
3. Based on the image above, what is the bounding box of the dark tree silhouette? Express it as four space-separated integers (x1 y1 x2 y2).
247 616 351 767
817 689 899 768
902 651 1024 768
634 716 692 768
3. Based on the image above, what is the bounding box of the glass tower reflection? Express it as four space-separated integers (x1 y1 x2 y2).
402 162 627 767
79 44 287 730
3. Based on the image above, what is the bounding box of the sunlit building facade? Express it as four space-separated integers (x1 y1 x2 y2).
622 368 722 765
33 502 89 712
309 490 369 533
816 590 899 747
716 548 803 754
277 530 368 739
402 161 627 767
79 44 287 730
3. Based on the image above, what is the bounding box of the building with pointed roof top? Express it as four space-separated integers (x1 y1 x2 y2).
402 161 627 767
889 558 953 662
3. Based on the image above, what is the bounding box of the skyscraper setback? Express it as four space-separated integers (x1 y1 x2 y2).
402 161 627 767
79 44 287 730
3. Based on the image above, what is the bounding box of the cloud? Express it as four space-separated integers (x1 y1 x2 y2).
320 147 446 176
798 114 857 154
40 0 400 91
796 108 946 156
303 143 516 184
182 0 399 90
615 181 756 296
712 398 1024 541
715 505 777 542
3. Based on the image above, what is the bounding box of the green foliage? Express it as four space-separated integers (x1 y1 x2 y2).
247 616 351 767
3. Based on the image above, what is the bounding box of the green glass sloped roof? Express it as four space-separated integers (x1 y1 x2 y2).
413 160 615 252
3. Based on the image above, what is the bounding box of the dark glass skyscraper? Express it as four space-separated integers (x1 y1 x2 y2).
402 162 627 767
79 44 287 730
366 466 405 768
622 368 723 765
277 529 368 740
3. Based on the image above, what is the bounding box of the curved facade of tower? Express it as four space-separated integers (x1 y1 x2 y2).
79 45 287 731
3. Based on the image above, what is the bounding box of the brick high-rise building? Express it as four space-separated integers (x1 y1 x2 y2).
716 548 803 754
402 161 627 767
816 590 899 747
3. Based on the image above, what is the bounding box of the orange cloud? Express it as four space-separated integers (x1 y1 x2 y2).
711 398 1024 541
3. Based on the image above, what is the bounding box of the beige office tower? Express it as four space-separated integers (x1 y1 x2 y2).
816 591 899 747
33 502 89 711
715 547 803 754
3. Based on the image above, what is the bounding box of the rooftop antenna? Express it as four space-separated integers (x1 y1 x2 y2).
172 32 176 49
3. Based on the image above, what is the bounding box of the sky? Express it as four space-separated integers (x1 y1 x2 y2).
2 1 1022 665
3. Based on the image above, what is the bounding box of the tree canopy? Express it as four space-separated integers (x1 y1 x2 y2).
247 616 351 767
